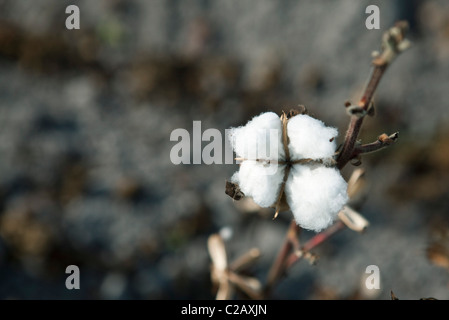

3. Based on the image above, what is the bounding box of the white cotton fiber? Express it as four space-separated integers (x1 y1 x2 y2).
228 112 285 161
227 111 348 232
285 165 348 232
287 115 338 161
231 161 285 208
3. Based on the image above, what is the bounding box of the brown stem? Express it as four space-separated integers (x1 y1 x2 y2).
351 132 399 158
285 220 345 269
263 220 300 297
337 21 409 169
336 65 387 170
304 220 345 251
263 220 345 298
359 64 388 111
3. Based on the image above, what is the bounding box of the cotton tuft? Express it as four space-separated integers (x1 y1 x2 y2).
228 112 285 208
228 112 285 161
228 112 348 232
285 165 348 231
287 115 338 161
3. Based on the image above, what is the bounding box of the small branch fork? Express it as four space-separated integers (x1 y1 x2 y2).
353 132 399 156
263 172 368 298
263 220 345 297
336 21 410 170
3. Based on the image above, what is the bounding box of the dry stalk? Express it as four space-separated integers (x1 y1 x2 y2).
336 21 410 169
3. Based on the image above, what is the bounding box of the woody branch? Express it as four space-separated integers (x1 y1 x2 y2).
336 21 410 170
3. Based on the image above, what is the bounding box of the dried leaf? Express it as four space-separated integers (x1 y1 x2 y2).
208 234 228 272
215 277 233 300
228 272 262 300
347 168 366 199
272 112 292 220
229 248 261 272
280 111 290 160
286 105 308 119
225 180 244 200
338 206 369 232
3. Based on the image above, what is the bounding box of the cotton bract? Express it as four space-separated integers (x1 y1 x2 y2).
228 112 348 232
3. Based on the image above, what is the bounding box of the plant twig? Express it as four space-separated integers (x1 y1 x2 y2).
336 21 410 169
351 132 399 159
263 220 345 298
284 220 345 269
263 220 300 296
208 234 263 300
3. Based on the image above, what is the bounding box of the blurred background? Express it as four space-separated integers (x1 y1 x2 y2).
0 0 449 299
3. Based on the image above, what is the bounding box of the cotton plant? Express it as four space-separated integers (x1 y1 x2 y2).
227 109 348 232
213 21 410 299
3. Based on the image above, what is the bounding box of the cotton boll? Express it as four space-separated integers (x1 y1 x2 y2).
231 161 285 208
285 165 348 232
287 115 338 161
228 112 285 161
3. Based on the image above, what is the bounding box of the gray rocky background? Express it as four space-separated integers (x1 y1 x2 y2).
0 0 449 299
